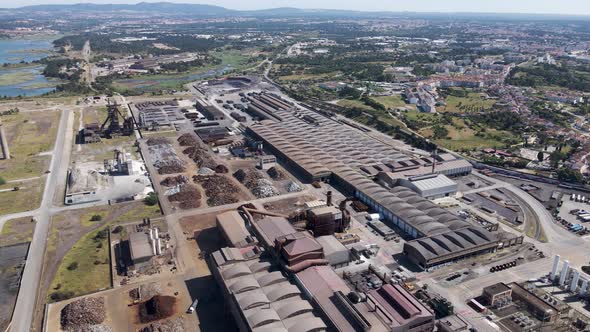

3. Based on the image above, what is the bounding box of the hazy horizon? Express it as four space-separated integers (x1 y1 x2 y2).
1 0 590 16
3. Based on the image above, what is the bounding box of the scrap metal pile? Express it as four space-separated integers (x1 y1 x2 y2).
178 133 217 169
138 317 185 332
234 168 279 198
147 137 186 175
160 175 189 187
60 297 106 332
194 175 240 206
168 184 201 209
267 166 285 180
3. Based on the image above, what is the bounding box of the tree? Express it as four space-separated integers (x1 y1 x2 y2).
537 151 544 162
557 167 585 184
90 214 102 222
0 176 5 186
67 262 78 270
144 192 158 206
432 125 449 139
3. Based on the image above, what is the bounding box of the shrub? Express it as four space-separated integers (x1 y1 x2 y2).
0 176 5 185
67 262 78 270
90 214 102 221
144 192 158 206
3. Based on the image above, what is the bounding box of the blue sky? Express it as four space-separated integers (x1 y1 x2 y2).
1 0 590 15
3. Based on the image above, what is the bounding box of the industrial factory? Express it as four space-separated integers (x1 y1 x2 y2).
245 94 507 271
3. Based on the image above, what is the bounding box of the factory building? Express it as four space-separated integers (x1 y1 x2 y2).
216 210 258 248
195 98 225 121
129 232 154 268
246 94 496 270
436 315 469 332
482 283 512 307
295 265 434 332
249 216 329 273
316 235 350 267
395 174 458 199
210 247 328 332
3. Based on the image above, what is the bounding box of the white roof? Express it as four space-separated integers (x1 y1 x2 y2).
408 174 457 192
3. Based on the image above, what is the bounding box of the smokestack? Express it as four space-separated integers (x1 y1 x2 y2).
327 191 332 206
559 260 570 286
149 228 154 241
156 238 162 255
0 125 10 160
550 255 560 281
571 270 580 292
154 227 159 240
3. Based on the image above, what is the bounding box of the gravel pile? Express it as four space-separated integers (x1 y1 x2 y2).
194 175 240 206
234 169 279 198
61 297 106 331
169 184 202 209
138 317 185 332
251 179 280 198
287 181 303 192
160 175 188 187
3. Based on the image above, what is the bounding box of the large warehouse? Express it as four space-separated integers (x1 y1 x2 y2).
247 96 499 269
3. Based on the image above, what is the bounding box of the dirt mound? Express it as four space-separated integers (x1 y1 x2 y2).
169 184 202 209
60 297 106 331
160 175 189 187
138 295 176 323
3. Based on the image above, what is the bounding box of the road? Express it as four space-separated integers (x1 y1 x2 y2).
9 107 74 332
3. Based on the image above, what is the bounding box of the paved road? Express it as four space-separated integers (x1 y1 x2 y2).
9 108 73 332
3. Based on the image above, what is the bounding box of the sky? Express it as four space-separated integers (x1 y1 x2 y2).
1 0 590 15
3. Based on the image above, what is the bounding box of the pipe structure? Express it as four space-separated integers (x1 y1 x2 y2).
550 255 560 281
571 270 580 292
559 260 570 286
580 280 588 296
156 239 162 255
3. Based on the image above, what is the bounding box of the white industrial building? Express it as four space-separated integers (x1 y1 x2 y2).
316 235 349 267
397 174 458 199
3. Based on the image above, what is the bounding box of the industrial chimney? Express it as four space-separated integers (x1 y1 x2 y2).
326 191 332 206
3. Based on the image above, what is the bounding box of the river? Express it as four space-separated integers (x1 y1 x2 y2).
0 36 59 97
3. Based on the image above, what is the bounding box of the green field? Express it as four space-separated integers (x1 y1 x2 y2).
336 99 374 111
46 201 161 301
0 179 44 215
0 216 35 246
0 110 59 180
442 92 497 113
372 95 411 109
419 118 514 151
48 226 111 300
